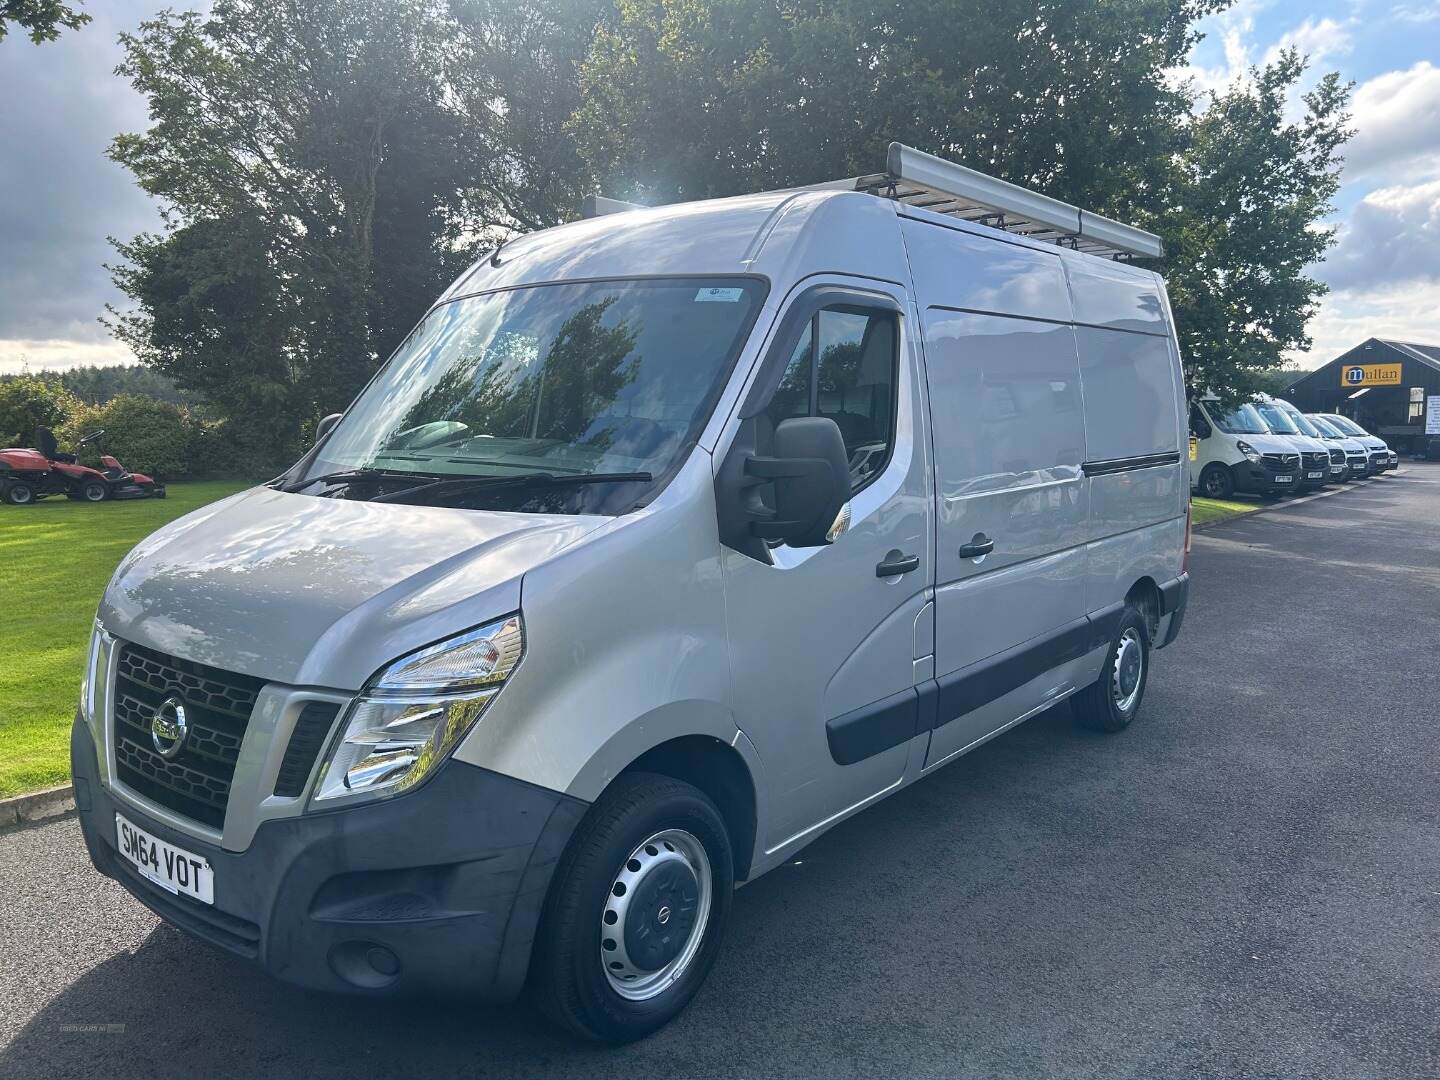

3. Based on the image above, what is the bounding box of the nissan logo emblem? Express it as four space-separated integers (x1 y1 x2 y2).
151 696 189 759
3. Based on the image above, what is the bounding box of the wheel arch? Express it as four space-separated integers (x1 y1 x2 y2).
1125 575 1162 642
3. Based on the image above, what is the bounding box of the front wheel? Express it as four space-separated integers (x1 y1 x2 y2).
1073 604 1151 733
530 772 734 1043
4 481 35 505
1198 463 1234 499
78 479 108 502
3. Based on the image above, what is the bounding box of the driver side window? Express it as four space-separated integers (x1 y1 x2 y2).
760 306 899 494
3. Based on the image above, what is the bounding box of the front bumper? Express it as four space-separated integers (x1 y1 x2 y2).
73 715 587 999
1230 462 1297 495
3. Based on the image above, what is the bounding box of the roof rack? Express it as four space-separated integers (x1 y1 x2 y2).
580 141 1163 261
856 143 1162 260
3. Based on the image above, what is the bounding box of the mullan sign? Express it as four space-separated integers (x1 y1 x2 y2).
1341 363 1402 387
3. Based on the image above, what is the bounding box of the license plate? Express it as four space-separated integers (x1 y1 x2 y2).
1307 471 1323 479
1274 475 1293 483
115 813 214 904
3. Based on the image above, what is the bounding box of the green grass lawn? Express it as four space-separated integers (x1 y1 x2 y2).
1190 495 1261 528
0 480 250 798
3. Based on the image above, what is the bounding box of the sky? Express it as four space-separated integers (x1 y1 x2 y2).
0 0 1437 375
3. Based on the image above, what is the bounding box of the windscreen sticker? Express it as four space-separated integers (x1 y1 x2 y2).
694 287 744 303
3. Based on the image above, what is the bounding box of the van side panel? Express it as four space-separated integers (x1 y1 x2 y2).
899 215 1072 322
903 216 1094 763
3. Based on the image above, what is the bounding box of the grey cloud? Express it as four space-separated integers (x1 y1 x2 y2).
1321 180 1440 293
0 0 163 355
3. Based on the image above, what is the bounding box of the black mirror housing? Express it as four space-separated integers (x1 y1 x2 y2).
315 413 343 444
716 415 850 559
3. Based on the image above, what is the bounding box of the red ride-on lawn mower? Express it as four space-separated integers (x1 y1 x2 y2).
0 428 166 506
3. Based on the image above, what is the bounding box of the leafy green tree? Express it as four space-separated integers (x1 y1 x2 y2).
1157 53 1351 407
0 375 77 446
0 0 89 43
107 0 483 469
572 0 1221 213
450 0 613 231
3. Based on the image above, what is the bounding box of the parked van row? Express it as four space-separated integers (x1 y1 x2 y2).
70 144 1191 1042
1189 393 1397 500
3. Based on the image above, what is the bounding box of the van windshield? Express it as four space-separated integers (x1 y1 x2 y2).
1209 403 1268 435
1254 402 1300 435
1307 416 1342 437
1279 406 1323 437
1323 414 1368 437
301 278 766 513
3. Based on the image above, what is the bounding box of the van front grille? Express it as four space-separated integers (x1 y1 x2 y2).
1261 453 1300 471
1328 447 1345 464
112 643 264 830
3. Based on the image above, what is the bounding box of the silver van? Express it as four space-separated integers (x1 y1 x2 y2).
72 145 1191 1042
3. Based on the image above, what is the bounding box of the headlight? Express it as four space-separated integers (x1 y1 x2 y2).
312 614 524 804
1236 440 1262 464
80 619 110 723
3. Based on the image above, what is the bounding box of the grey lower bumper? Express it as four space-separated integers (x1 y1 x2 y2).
72 715 587 999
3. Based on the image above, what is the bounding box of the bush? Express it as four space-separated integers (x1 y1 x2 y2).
61 394 198 479
0 376 79 446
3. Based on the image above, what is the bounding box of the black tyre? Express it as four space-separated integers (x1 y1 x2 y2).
1198 463 1233 499
1073 603 1151 733
530 772 734 1043
4 481 35 505
79 479 108 502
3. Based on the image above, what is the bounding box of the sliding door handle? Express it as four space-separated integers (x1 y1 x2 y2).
958 535 994 559
875 551 920 577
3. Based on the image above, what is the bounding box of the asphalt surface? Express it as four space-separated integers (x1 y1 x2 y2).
3 467 1439 1079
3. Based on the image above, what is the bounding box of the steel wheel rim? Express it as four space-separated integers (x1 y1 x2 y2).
11 486 32 504
84 484 105 501
1203 471 1225 497
1111 628 1144 713
600 828 712 1001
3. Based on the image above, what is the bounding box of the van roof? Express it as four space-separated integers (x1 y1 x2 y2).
584 142 1163 262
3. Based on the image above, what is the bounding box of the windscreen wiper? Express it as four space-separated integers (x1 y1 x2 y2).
284 467 443 494
370 471 654 505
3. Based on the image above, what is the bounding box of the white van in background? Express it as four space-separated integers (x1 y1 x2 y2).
1308 415 1372 480
1252 395 1332 490
1269 398 1347 482
1316 414 1397 474
1189 398 1303 499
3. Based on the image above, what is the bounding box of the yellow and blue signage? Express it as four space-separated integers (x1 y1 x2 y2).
1340 363 1401 388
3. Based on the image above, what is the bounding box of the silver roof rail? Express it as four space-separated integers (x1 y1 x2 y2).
580 142 1162 261
854 143 1162 260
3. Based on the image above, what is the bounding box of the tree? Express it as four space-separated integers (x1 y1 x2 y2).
571 0 1222 214
107 0 484 469
0 0 89 43
450 0 613 232
1159 53 1351 407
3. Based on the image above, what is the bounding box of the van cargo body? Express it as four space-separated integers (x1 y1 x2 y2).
72 145 1190 1042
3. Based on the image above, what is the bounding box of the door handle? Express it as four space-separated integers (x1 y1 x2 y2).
875 551 920 578
957 534 994 559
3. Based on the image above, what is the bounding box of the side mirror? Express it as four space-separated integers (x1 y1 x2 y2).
314 413 343 443
716 415 850 559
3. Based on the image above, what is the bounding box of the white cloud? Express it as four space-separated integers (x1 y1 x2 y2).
0 338 137 375
1300 279 1440 366
1344 62 1440 180
1390 3 1440 22
1261 17 1354 68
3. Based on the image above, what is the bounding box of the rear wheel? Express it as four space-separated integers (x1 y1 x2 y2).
1198 463 1233 499
4 481 35 505
530 772 733 1043
1073 604 1150 733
